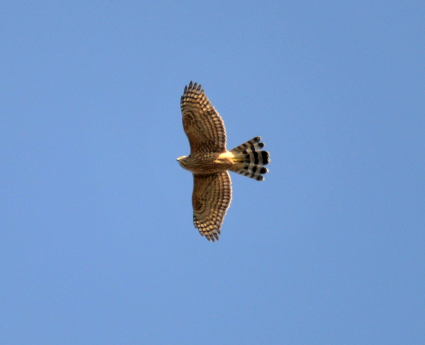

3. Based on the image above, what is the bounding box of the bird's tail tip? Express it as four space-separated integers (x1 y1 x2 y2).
229 137 270 181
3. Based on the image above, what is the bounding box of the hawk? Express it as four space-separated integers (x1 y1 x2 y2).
177 81 270 241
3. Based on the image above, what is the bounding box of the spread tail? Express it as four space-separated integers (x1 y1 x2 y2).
228 137 270 181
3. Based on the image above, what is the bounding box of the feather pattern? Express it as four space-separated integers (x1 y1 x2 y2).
178 82 270 241
181 81 227 154
192 172 232 241
228 137 271 181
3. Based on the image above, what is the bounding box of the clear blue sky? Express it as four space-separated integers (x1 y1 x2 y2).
1 1 424 344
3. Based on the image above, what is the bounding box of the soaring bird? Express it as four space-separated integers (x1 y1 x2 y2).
177 82 270 241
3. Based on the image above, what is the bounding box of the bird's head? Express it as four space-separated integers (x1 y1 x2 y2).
177 155 190 170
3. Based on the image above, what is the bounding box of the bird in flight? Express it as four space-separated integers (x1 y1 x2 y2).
177 81 270 241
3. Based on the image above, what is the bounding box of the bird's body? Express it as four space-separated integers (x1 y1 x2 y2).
178 81 270 241
177 152 234 174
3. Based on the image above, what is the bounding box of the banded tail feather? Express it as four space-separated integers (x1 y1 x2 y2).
229 136 271 181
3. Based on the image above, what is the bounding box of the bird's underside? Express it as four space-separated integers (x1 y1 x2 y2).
178 81 270 242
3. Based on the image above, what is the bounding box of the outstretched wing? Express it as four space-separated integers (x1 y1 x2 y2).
181 81 227 154
192 172 232 241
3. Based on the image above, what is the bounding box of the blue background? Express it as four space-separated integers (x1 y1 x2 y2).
1 1 424 344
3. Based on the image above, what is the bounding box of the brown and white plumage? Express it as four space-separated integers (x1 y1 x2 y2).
178 81 270 241
181 82 226 154
192 172 232 241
